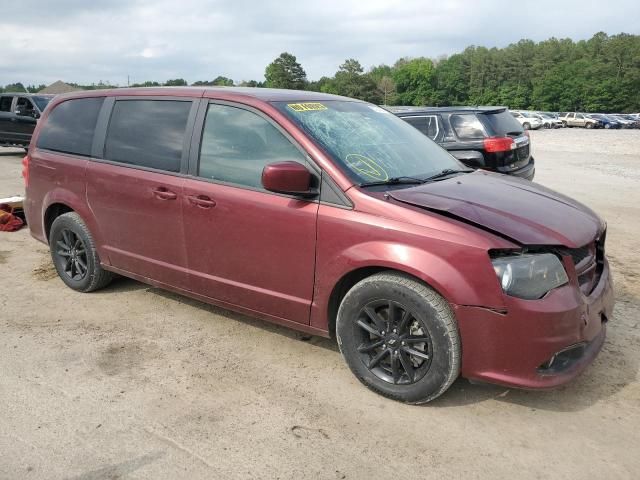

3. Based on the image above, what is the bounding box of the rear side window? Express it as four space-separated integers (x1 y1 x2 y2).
402 115 441 141
104 100 192 172
481 111 523 135
198 104 307 188
0 96 13 112
36 97 104 156
450 114 485 139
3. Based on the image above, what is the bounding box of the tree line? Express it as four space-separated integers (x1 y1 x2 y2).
2 32 638 112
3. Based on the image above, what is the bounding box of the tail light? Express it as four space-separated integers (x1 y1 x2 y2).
22 154 30 187
483 136 516 153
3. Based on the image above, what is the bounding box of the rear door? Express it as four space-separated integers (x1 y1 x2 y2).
182 101 319 324
86 97 197 289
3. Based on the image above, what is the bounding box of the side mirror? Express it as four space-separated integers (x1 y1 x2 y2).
262 161 317 197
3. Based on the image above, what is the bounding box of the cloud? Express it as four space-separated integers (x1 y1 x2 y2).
0 0 638 86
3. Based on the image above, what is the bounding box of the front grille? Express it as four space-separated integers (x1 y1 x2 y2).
565 230 606 295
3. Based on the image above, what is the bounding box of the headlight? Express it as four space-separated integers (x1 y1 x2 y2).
492 253 568 300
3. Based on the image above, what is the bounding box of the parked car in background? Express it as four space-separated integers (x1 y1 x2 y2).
559 112 601 128
0 93 54 148
510 111 543 130
24 87 613 403
534 112 563 128
611 114 640 129
587 114 621 129
391 106 535 180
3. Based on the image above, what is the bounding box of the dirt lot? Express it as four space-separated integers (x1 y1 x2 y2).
1 129 639 479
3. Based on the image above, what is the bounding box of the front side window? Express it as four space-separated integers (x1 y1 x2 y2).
273 101 459 184
0 96 13 112
36 97 104 156
16 97 36 116
198 104 307 188
450 114 486 140
104 100 192 172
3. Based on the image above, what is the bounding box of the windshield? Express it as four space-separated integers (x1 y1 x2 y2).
273 101 461 184
32 96 51 111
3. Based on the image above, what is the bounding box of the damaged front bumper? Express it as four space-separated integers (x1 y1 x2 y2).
454 258 614 389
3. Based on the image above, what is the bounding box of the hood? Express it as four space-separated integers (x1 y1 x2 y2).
389 171 602 247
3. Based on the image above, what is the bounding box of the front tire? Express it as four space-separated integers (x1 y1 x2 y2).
586 122 593 129
49 212 114 292
523 122 531 130
336 272 461 404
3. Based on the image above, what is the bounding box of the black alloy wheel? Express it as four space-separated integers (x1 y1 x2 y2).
54 228 89 281
355 299 433 385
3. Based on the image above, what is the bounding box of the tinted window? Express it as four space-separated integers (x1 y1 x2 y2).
199 104 307 188
450 114 486 139
36 97 104 156
402 115 441 141
481 111 524 135
32 96 52 111
0 96 13 112
104 100 191 172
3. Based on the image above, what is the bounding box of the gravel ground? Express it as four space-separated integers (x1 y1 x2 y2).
1 129 639 479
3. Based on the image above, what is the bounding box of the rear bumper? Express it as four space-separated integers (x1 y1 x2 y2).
455 259 614 389
506 157 535 181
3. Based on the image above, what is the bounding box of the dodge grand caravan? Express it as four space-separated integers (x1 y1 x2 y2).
24 88 614 403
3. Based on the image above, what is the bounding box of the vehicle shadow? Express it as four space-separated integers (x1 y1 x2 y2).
100 277 638 411
100 276 339 351
0 149 25 156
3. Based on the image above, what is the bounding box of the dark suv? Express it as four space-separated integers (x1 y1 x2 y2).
24 88 612 403
0 93 53 148
390 106 535 180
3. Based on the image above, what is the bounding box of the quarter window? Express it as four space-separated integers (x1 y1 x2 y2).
198 104 307 188
450 114 485 139
36 97 104 156
0 96 13 112
402 115 441 141
104 100 192 172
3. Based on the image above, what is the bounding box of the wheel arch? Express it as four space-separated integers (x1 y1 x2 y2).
313 240 506 337
44 202 74 241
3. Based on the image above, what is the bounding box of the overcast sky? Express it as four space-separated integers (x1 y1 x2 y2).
1 0 638 87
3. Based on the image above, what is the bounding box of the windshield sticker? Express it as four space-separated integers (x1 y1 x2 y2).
345 154 389 181
287 102 328 112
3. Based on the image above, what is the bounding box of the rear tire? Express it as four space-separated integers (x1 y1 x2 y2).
336 272 461 404
523 122 531 130
49 212 114 292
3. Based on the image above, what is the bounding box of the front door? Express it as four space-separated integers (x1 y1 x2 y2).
12 97 39 142
86 98 197 289
0 96 17 143
183 102 318 324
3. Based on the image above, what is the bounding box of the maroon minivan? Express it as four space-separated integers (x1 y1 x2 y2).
24 87 614 403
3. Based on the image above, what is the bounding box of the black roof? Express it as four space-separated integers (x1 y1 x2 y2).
387 105 507 115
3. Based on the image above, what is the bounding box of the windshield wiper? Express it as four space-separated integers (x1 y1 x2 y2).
359 176 428 188
423 168 472 182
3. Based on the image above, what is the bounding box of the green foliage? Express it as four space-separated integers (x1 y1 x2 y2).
3 32 638 111
265 52 307 89
163 78 188 86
